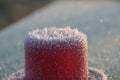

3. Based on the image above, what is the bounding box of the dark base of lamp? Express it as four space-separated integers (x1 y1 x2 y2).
8 67 107 80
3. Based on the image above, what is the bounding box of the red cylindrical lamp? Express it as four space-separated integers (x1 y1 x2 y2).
24 27 88 80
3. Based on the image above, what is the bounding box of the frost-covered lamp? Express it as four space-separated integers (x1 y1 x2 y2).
8 27 107 80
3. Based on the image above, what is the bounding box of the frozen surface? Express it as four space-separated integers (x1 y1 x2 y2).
0 1 120 80
8 68 107 80
26 27 87 49
8 69 25 80
28 27 86 42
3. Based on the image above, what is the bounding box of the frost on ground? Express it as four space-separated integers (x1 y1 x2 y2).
8 68 107 80
8 69 25 80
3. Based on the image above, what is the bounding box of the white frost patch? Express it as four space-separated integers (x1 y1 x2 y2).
8 69 25 80
25 27 87 49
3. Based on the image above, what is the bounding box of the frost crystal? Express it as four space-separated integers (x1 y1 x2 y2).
25 27 87 51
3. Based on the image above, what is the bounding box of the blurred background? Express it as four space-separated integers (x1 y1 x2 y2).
0 0 54 30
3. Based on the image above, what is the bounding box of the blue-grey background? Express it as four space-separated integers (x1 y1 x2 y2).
0 1 120 80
